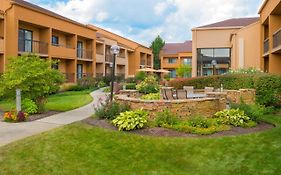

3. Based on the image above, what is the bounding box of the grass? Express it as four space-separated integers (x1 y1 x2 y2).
0 89 95 112
0 112 280 175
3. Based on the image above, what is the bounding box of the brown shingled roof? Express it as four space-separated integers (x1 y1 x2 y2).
196 17 260 29
162 41 192 55
11 0 96 31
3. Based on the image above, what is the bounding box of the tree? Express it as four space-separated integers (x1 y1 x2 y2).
176 64 192 78
150 35 165 69
0 55 65 112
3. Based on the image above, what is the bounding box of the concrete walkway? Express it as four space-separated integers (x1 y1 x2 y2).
0 89 107 147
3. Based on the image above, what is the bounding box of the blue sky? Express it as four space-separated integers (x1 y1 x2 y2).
27 0 264 46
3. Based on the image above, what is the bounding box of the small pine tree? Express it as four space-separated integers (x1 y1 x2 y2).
150 35 165 69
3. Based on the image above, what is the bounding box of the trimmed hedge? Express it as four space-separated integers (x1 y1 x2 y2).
168 73 281 106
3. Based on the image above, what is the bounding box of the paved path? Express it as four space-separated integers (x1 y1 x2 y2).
0 89 107 147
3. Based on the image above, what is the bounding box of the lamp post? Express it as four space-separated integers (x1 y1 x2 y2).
110 45 120 102
211 60 217 75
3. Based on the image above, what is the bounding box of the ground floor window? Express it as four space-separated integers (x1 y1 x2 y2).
197 48 231 76
169 69 177 78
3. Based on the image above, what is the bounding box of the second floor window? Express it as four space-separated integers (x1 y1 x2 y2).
52 36 59 46
183 58 192 65
168 58 177 64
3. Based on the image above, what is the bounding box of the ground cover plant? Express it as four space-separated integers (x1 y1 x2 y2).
0 111 280 175
140 93 160 100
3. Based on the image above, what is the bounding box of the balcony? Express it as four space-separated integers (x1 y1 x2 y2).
50 44 75 59
140 59 145 66
273 28 281 53
77 48 93 60
0 37 3 53
77 73 93 80
105 54 113 62
263 38 269 56
96 73 104 77
18 38 48 56
116 73 125 78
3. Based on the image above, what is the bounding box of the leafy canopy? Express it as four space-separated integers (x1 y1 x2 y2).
150 35 165 69
0 55 65 100
176 64 192 78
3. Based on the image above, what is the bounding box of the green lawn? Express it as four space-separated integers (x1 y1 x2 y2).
0 113 280 175
0 89 94 112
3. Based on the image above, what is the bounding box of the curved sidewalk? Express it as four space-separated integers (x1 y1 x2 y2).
0 89 107 147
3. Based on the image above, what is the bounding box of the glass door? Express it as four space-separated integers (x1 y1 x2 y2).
77 64 83 79
18 29 33 52
77 41 83 58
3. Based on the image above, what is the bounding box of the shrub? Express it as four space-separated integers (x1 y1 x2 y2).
230 103 268 121
140 93 160 100
125 77 137 83
94 101 131 120
112 109 148 131
135 71 147 81
136 76 160 94
103 87 111 93
155 109 178 127
125 83 136 90
68 85 85 91
214 109 253 127
22 98 38 115
0 55 64 113
77 77 97 89
4 111 28 122
98 81 107 88
229 68 263 74
188 116 212 128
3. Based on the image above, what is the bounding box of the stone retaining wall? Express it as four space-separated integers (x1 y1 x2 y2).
225 89 256 104
116 95 226 120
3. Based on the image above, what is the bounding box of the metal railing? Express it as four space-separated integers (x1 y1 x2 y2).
96 73 104 77
140 59 146 65
264 38 269 54
116 73 125 78
62 73 75 83
18 38 48 55
77 73 93 80
77 48 93 60
273 28 281 49
52 43 74 49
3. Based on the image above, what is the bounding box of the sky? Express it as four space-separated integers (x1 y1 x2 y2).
27 0 264 46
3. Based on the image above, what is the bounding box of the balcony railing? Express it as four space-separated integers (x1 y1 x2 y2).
77 48 93 60
96 73 104 77
52 43 74 49
0 37 3 53
105 54 113 62
63 73 75 83
18 38 48 55
77 73 93 80
273 28 281 49
116 73 125 78
140 59 145 65
263 38 269 54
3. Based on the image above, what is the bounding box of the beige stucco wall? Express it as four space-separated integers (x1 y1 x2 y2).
232 22 261 70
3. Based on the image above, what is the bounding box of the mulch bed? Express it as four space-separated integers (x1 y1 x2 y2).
83 118 275 138
0 110 60 122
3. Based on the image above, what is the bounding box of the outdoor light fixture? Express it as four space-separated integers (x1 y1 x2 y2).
109 45 120 102
211 60 217 75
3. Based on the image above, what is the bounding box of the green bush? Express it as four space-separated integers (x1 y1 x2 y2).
68 85 86 91
22 98 38 114
140 93 160 100
136 76 160 94
125 77 137 83
125 83 136 90
214 109 254 127
77 77 97 89
155 109 178 127
230 103 268 121
188 116 212 128
135 71 147 81
98 81 107 88
112 109 148 131
94 101 131 120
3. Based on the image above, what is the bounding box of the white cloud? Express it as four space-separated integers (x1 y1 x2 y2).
29 0 262 46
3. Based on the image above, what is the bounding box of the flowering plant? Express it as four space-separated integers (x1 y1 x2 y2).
3 111 28 122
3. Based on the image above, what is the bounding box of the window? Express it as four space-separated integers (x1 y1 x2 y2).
77 64 83 79
197 48 231 76
77 41 83 58
18 29 33 52
51 62 59 70
183 57 192 65
169 69 177 78
168 58 177 64
52 36 59 46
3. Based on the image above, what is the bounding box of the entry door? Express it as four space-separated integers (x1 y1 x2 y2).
264 57 269 73
77 64 83 79
77 41 83 58
18 29 33 52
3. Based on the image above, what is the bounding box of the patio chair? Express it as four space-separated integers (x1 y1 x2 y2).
204 87 214 93
183 86 194 94
162 88 176 100
176 89 187 99
161 88 168 100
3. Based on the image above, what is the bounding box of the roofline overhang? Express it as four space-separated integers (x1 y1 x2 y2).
258 0 269 14
192 26 244 31
11 0 97 32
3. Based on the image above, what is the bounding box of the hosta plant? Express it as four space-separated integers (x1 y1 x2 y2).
214 109 251 127
112 109 148 131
